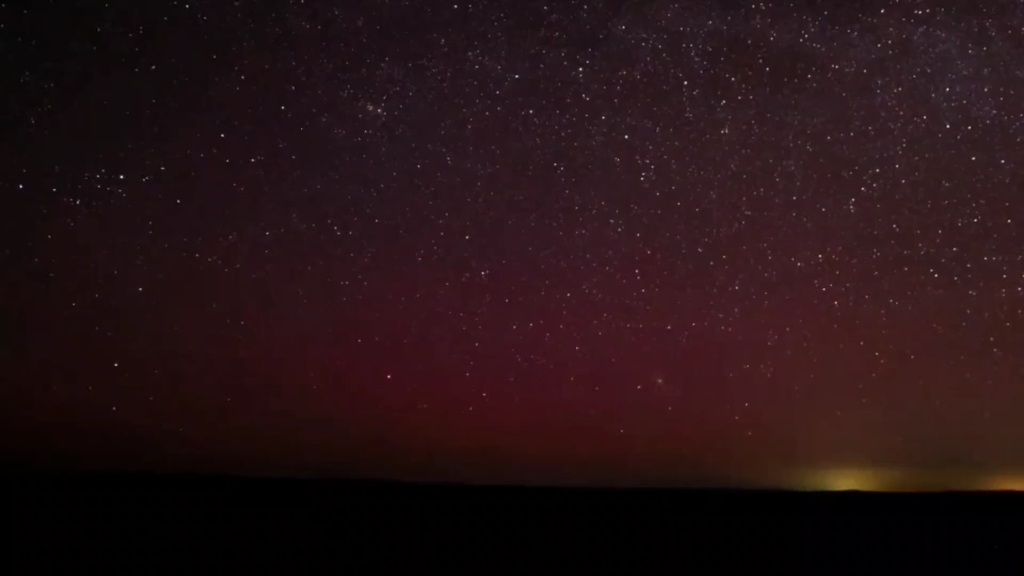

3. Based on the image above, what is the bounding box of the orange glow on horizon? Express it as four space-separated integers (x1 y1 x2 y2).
980 475 1024 491
786 468 1024 492
799 468 893 491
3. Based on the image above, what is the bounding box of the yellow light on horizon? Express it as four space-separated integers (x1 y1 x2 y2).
792 468 896 492
794 469 1024 492
982 475 1024 491
823 469 884 491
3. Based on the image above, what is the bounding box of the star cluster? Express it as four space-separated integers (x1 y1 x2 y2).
6 0 1024 484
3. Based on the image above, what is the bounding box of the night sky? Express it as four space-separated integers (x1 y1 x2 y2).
5 0 1024 488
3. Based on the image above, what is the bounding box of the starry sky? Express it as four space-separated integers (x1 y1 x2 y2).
5 0 1024 487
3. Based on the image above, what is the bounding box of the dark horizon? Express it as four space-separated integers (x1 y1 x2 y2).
5 411 1024 491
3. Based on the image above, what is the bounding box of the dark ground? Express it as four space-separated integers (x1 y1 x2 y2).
6 472 1020 569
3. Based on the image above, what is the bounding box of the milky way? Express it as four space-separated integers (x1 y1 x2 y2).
6 1 1024 484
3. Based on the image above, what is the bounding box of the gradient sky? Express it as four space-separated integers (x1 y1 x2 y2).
5 0 1024 486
